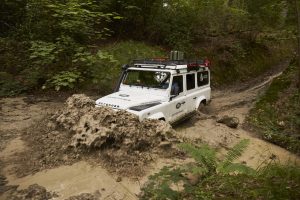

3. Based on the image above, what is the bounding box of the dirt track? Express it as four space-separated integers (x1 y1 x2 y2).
0 61 299 199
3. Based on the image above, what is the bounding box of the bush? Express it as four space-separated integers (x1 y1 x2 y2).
85 41 166 92
44 71 83 91
0 72 25 97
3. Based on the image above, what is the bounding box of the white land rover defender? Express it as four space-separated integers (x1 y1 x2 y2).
95 52 211 124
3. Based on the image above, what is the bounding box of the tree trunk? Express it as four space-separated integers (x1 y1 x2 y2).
295 0 300 89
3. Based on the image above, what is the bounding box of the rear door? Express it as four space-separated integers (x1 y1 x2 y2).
185 72 198 113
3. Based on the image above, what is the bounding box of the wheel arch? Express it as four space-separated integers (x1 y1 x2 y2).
195 96 207 109
148 112 166 121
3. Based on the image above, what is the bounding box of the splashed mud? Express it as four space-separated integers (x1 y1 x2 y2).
51 94 179 175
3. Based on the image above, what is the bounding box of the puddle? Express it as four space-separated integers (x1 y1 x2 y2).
0 137 27 159
6 161 138 200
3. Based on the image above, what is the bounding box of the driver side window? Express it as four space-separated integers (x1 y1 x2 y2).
171 75 183 96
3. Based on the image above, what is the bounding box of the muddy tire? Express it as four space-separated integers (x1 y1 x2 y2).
197 101 206 112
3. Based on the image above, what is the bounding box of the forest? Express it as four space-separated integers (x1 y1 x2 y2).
0 0 299 95
0 1 300 200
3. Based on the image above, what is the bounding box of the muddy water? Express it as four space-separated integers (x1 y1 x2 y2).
0 97 57 131
6 161 137 200
0 137 26 159
4 158 186 200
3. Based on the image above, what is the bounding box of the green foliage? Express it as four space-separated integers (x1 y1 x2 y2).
248 62 300 154
45 71 83 91
103 41 165 63
142 140 300 199
193 164 300 200
178 143 217 175
0 0 121 93
86 41 166 92
0 72 25 97
0 0 296 94
29 41 57 66
141 166 185 200
217 139 254 174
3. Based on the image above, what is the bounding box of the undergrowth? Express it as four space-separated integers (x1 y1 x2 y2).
248 60 300 154
210 40 293 87
141 140 300 200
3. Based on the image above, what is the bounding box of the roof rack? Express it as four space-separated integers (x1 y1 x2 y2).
132 59 206 66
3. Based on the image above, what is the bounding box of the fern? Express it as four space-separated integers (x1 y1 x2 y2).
218 139 253 174
224 139 250 163
220 163 256 175
179 143 217 173
141 166 184 200
179 140 252 175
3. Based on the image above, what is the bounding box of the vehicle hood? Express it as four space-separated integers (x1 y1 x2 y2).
95 91 165 110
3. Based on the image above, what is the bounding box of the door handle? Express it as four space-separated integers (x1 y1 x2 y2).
181 101 186 104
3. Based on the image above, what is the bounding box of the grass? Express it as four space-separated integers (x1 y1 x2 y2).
210 40 293 87
102 40 167 64
191 164 300 200
248 61 300 154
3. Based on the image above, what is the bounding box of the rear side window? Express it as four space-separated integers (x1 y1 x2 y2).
197 71 209 87
171 75 183 95
186 73 195 90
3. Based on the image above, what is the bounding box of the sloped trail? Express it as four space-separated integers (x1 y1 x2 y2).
0 61 299 199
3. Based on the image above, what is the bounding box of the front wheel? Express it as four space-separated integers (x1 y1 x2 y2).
197 101 206 112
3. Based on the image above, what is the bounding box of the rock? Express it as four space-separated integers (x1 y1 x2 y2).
278 121 285 127
47 122 56 129
116 177 122 182
182 172 200 186
217 115 239 128
158 141 172 149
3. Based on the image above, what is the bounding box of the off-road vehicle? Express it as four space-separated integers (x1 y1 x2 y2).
96 52 211 123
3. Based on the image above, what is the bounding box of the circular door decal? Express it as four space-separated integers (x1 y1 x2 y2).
176 103 181 109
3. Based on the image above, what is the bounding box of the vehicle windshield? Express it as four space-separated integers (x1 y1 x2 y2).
123 70 170 89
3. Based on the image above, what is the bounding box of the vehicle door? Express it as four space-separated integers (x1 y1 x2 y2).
185 72 198 113
167 75 188 123
196 70 211 101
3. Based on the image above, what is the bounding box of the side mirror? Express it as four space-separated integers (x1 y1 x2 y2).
169 94 178 101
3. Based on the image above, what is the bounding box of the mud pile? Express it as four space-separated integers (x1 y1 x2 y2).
54 94 175 150
52 94 179 175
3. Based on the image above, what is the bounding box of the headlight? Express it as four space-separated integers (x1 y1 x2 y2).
129 102 161 111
